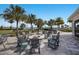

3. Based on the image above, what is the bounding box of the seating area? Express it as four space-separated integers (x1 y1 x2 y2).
0 4 79 55
13 30 60 54
0 31 79 55
0 29 61 55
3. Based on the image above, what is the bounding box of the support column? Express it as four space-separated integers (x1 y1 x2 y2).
72 21 75 36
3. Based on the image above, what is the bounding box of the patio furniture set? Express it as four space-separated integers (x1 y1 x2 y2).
16 32 41 55
16 30 60 54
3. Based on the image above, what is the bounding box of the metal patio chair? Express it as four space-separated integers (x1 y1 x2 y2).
29 37 40 54
0 35 8 49
48 32 60 49
16 33 29 54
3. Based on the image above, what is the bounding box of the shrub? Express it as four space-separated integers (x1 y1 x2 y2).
60 28 72 32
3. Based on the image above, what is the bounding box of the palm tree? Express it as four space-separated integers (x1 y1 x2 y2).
1 5 27 37
67 19 72 28
8 20 14 29
35 18 44 32
47 19 55 29
44 20 48 25
0 26 3 29
55 17 64 29
67 19 72 23
27 14 36 32
20 23 26 30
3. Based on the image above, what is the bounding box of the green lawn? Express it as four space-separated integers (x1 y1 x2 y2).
0 30 13 34
0 29 29 36
0 30 16 36
0 29 42 36
60 28 72 32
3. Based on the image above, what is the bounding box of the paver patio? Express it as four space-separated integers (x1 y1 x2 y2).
0 32 79 55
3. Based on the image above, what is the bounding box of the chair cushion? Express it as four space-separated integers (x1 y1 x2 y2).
21 42 28 48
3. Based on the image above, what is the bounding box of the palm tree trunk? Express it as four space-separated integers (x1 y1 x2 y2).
16 20 19 38
10 24 12 30
31 23 33 32
16 20 20 47
51 26 52 29
37 26 40 33
31 24 32 29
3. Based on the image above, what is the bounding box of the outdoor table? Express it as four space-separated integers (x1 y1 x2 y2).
37 34 44 39
52 34 57 36
28 34 44 40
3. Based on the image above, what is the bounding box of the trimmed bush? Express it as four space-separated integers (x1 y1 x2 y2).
60 28 72 32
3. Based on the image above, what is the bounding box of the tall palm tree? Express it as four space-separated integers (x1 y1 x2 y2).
8 20 14 29
1 5 27 37
35 18 44 32
27 14 36 31
55 17 64 29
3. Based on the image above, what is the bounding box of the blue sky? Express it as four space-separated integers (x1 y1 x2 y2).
0 4 79 27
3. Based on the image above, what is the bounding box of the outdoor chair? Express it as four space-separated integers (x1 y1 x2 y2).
42 31 46 34
53 30 57 34
56 32 60 45
2 35 8 43
29 37 40 54
16 31 29 46
0 35 8 49
47 31 52 37
48 32 60 49
44 31 48 39
16 34 29 54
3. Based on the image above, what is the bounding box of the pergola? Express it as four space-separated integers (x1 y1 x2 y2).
68 8 79 37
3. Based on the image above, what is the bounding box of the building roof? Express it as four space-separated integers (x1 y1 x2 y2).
68 7 79 21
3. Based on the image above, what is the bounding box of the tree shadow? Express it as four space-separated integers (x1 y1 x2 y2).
0 46 16 52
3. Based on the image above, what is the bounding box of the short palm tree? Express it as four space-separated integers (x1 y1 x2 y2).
44 20 48 25
47 19 55 29
1 5 27 37
35 18 44 32
55 17 64 29
67 19 72 23
20 23 26 30
67 19 72 28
